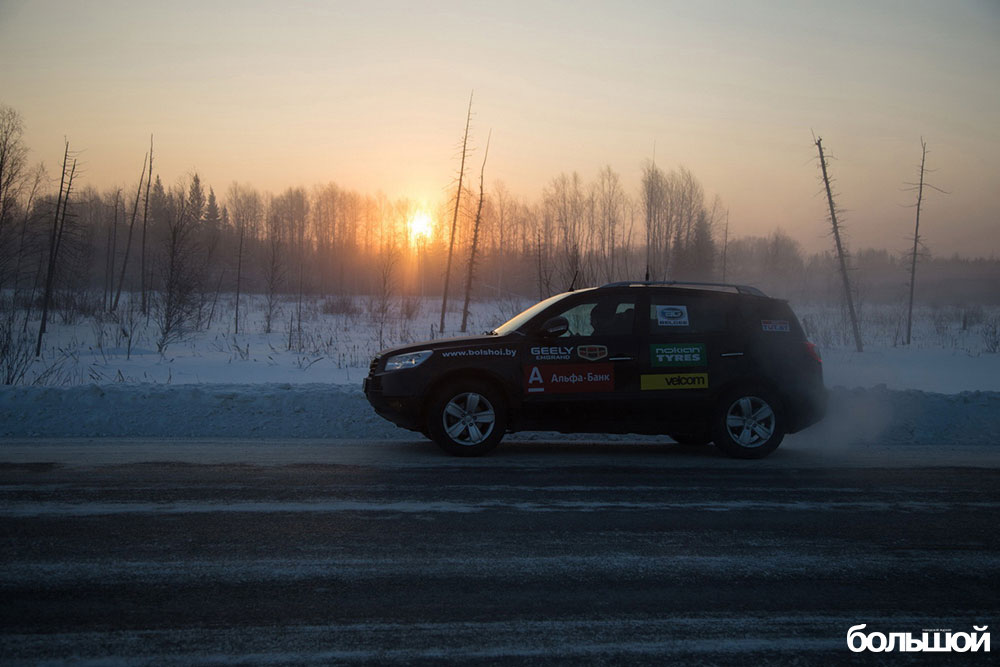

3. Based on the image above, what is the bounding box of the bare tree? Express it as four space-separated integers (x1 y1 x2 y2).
102 188 121 309
460 130 491 333
641 160 668 279
720 209 729 282
903 138 947 345
440 91 473 333
492 180 512 294
814 135 863 352
111 153 148 311
374 244 398 349
545 172 585 289
35 141 78 357
262 195 285 334
154 186 201 353
140 136 153 314
595 165 626 282
0 105 30 291
11 164 46 305
226 183 261 334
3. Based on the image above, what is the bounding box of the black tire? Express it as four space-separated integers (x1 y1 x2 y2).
711 386 785 459
426 380 507 457
669 433 712 446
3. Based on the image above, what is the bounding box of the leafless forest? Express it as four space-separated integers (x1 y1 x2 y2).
2 103 998 358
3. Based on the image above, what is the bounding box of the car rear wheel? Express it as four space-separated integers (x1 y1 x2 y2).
711 388 784 459
426 381 507 456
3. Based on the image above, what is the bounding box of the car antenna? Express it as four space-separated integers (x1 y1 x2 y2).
568 269 579 292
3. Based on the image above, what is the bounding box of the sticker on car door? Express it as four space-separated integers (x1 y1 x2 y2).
640 372 708 390
525 363 615 393
655 305 689 327
650 343 705 367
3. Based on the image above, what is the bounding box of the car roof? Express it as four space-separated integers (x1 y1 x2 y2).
598 281 768 297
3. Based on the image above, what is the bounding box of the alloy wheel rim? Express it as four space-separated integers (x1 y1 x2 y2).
725 396 775 448
442 392 496 445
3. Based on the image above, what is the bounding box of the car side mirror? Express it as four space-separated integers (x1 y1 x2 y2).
539 316 569 338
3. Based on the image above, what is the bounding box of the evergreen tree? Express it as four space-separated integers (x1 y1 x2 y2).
188 173 205 223
204 187 220 230
150 175 168 226
688 211 715 281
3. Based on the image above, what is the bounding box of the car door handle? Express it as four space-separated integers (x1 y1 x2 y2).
609 355 633 361
720 352 744 357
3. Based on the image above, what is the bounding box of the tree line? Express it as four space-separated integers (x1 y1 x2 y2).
2 102 997 355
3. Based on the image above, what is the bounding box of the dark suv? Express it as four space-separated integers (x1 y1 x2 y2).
363 282 826 458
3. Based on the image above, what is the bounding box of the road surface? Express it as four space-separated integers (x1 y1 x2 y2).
1 438 998 664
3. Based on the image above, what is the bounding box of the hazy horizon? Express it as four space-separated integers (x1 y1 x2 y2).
1 0 998 257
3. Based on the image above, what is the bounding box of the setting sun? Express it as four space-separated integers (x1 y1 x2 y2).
408 210 433 245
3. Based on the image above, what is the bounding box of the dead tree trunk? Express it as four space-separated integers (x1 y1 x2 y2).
140 136 153 314
814 136 863 352
439 91 473 334
111 153 148 311
460 130 491 333
139 135 153 314
720 209 729 283
904 138 946 345
35 142 76 357
103 188 121 310
234 224 244 335
905 140 926 346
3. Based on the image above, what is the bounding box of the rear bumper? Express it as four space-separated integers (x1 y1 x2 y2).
784 384 828 433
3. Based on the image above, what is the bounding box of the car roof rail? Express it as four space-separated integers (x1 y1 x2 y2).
599 280 768 297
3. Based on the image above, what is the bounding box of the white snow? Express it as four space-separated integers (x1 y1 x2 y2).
2 296 999 443
822 347 999 393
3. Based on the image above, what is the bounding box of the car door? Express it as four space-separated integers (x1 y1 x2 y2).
519 292 640 430
640 291 743 428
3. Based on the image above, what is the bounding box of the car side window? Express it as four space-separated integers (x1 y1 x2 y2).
648 295 730 334
553 297 636 337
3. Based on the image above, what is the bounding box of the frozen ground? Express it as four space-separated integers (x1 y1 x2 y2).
2 294 999 441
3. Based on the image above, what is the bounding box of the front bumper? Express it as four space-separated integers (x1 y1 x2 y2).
363 375 424 432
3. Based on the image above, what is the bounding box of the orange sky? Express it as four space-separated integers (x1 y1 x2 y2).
1 0 998 256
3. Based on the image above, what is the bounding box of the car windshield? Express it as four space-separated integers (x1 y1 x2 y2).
491 291 587 335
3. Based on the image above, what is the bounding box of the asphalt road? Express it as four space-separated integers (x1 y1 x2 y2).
1 438 998 665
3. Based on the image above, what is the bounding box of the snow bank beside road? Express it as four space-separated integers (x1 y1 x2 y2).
2 383 998 447
0 384 402 440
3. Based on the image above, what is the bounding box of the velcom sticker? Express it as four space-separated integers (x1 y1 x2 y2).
525 363 615 394
656 305 689 327
761 319 790 332
640 373 708 390
650 343 706 367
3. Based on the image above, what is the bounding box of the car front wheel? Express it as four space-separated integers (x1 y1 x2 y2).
426 381 507 456
711 388 784 459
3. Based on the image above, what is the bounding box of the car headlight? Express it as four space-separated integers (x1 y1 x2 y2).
383 350 433 371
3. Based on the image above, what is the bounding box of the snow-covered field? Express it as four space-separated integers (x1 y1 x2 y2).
2 294 999 443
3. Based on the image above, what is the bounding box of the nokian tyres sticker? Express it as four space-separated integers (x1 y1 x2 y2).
650 343 705 367
655 305 689 327
640 373 708 390
525 363 614 394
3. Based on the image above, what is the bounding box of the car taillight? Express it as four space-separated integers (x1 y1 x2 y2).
804 341 822 363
